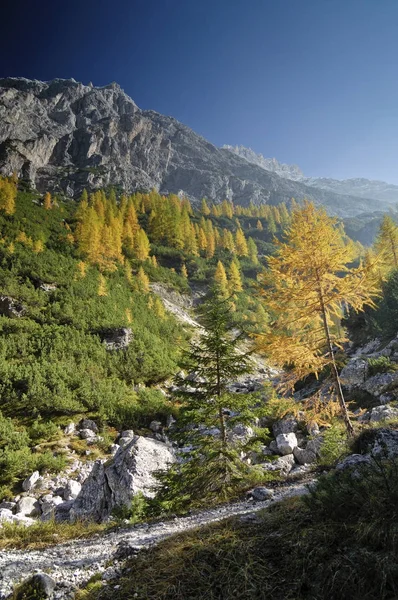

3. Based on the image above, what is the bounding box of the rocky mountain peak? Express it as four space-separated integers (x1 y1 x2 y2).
0 77 391 217
222 145 305 181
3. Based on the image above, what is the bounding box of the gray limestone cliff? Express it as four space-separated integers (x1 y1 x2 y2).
0 77 385 217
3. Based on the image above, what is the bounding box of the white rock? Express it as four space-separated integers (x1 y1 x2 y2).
70 436 175 522
276 432 298 455
0 508 13 522
16 496 41 517
64 422 75 435
22 471 40 492
79 429 96 440
63 480 82 500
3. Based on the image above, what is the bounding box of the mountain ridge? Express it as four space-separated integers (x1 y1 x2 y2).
0 77 390 217
223 144 398 207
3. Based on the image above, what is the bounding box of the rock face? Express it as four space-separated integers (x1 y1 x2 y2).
0 295 25 318
70 435 175 522
0 77 385 217
99 327 133 351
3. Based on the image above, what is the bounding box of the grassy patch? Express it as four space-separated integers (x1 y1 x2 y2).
0 519 108 550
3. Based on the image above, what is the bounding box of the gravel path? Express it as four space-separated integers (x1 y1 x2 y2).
0 481 311 599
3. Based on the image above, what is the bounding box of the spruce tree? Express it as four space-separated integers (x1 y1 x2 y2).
154 291 263 511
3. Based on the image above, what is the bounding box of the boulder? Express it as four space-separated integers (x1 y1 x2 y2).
16 496 41 517
276 432 298 455
22 470 40 492
0 295 26 318
149 420 162 433
249 486 274 501
363 372 398 397
79 428 97 440
368 404 398 423
100 327 133 350
336 454 372 471
232 423 254 438
41 495 64 518
70 436 175 522
272 418 298 437
63 479 81 500
262 453 295 475
79 419 99 433
340 358 368 388
355 428 398 459
0 508 13 522
64 422 75 435
54 500 75 523
293 446 317 465
0 501 16 511
306 435 324 456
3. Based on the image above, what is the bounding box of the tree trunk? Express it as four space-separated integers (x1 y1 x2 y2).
318 286 354 436
216 349 227 445
390 234 398 269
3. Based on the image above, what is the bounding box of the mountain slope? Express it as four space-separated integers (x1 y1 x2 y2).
0 77 387 217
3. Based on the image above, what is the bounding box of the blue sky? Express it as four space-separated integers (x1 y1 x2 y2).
2 0 398 182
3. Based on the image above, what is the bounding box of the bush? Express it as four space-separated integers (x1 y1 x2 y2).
367 355 397 377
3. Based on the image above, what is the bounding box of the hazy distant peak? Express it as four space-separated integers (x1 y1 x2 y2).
222 145 305 181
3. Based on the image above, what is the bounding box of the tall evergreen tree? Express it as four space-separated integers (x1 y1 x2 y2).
154 292 263 511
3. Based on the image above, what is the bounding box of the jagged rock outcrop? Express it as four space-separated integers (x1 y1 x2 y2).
69 435 175 522
0 77 386 217
222 145 305 181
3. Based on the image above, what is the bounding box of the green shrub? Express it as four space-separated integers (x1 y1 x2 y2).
318 422 350 467
367 355 397 377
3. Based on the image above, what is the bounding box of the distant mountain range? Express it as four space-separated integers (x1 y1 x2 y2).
223 144 398 208
0 77 396 220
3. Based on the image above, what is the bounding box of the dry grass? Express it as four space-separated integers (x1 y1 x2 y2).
0 519 108 550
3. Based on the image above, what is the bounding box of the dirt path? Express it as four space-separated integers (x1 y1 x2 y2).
0 480 311 599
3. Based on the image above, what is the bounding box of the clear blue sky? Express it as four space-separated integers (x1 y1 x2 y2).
2 0 398 182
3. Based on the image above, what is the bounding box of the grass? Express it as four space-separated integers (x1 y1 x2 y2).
80 453 398 600
0 519 109 550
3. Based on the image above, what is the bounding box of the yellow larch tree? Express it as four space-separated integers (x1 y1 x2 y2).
247 237 259 265
43 192 52 210
201 198 210 215
256 220 263 231
137 266 150 293
256 201 380 435
234 227 248 256
0 176 17 215
374 215 398 275
214 260 229 299
98 273 108 297
228 260 243 293
134 228 151 261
